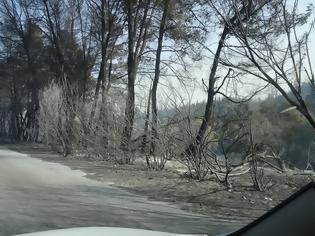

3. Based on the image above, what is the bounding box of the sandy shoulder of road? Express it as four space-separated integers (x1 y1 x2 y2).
6 143 314 224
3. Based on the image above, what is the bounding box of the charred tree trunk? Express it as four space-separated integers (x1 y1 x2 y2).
24 43 39 142
150 0 169 155
90 0 112 150
99 73 109 149
141 86 152 153
121 0 152 154
90 40 107 123
184 0 256 156
121 55 137 151
186 27 229 156
121 0 137 152
43 0 72 156
90 55 106 123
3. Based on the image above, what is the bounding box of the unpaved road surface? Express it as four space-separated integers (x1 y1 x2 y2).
0 147 241 236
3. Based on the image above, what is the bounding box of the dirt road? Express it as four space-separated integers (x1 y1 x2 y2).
0 147 241 236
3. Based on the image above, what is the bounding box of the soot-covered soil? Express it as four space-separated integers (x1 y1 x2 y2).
7 143 314 225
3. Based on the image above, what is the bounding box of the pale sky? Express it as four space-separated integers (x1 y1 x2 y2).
164 0 315 105
135 0 315 110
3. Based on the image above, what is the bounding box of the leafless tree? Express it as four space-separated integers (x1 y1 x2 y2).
186 0 270 156
150 0 170 156
121 0 156 154
0 0 43 141
150 0 208 156
219 0 315 130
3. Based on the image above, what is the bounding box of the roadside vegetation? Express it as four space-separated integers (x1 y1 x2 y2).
0 0 314 215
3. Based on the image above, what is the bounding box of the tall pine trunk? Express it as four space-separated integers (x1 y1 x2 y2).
141 86 152 153
121 0 137 152
121 56 137 151
89 0 108 124
150 0 169 155
186 27 229 155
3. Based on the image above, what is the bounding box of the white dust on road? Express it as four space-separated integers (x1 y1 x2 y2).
0 148 102 187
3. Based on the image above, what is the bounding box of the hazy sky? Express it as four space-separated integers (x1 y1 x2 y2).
135 0 315 110
169 0 315 104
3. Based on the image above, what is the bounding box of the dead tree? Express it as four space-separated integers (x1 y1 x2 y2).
0 0 42 141
219 0 315 130
150 0 170 155
141 84 152 154
248 124 267 191
121 0 155 156
186 0 268 156
41 0 74 156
